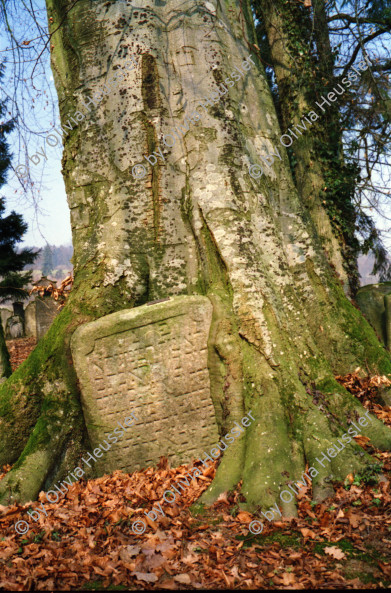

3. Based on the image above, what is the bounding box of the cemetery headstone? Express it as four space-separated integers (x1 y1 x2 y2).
34 297 59 341
0 308 12 334
13 302 25 320
24 302 37 339
71 295 219 475
6 315 24 339
356 282 391 348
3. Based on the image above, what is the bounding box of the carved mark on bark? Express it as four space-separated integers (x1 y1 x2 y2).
142 54 160 111
140 54 163 243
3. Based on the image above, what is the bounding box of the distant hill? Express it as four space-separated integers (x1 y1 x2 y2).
358 253 380 287
24 244 73 283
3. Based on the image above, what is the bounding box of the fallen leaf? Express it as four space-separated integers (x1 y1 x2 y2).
236 511 252 523
119 545 141 562
324 546 346 560
182 552 199 565
174 574 191 584
132 572 158 583
281 572 296 585
144 553 166 570
144 514 158 530
217 491 229 504
300 527 316 538
347 513 360 528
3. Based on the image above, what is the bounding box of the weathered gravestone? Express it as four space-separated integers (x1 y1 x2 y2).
71 295 219 475
36 298 59 341
24 302 37 339
24 298 59 341
13 302 25 319
356 282 391 349
0 308 12 334
6 315 24 339
355 282 391 406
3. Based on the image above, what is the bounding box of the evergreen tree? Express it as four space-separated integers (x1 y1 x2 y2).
0 61 32 377
0 198 38 303
0 60 38 304
41 244 53 277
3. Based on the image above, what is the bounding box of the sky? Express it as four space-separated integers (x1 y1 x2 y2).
6 144 71 249
1 0 71 249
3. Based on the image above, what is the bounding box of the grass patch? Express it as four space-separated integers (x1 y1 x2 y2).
345 570 382 586
189 502 207 516
82 582 128 591
235 530 302 549
313 539 375 564
261 532 302 548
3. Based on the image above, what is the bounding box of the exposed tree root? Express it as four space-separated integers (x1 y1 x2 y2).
0 307 89 505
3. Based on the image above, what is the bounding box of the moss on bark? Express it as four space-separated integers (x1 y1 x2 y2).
0 305 90 504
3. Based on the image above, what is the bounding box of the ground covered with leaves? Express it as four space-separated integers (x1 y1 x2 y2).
6 337 36 372
0 374 390 590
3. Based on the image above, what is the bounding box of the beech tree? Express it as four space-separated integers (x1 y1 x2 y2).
0 0 391 516
253 0 391 287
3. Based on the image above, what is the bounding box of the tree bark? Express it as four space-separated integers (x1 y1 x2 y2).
0 322 11 379
0 0 390 512
254 0 359 295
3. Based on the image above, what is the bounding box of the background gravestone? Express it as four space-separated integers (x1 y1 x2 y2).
71 296 219 475
356 282 391 348
0 308 12 334
35 298 59 341
12 302 25 319
24 302 37 339
6 315 24 339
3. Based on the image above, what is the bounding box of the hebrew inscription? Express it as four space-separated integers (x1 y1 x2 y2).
71 296 219 474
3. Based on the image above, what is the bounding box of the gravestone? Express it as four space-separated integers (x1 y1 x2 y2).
71 296 219 475
25 298 59 341
6 315 24 339
0 308 12 333
35 298 59 341
24 302 37 339
356 282 391 348
13 302 25 319
4 302 27 339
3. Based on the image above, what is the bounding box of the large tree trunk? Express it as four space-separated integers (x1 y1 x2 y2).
0 0 390 513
